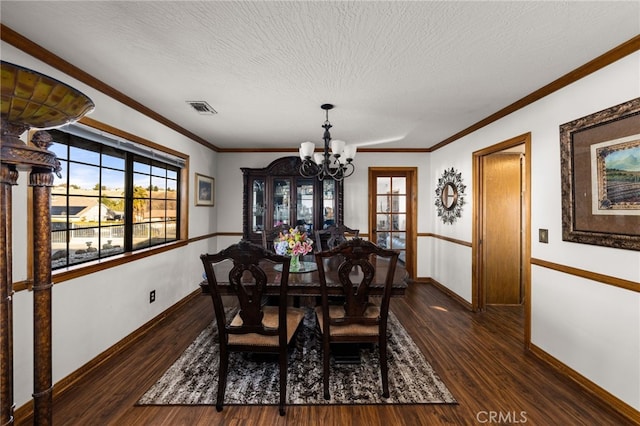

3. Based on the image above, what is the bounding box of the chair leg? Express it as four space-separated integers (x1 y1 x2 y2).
323 337 330 400
279 350 287 416
217 348 229 411
314 322 322 352
295 325 304 356
379 336 389 398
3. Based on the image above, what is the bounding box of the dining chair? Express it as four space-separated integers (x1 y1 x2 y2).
313 238 400 399
200 240 305 416
314 224 359 252
314 224 360 305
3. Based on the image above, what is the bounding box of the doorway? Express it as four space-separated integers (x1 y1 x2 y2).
472 133 531 344
368 168 417 278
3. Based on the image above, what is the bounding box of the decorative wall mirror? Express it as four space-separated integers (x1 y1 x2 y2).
435 167 466 224
440 182 458 210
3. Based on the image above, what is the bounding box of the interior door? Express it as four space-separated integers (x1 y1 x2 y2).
369 168 416 278
483 153 523 304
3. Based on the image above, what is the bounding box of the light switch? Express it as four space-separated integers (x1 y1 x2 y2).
539 229 549 243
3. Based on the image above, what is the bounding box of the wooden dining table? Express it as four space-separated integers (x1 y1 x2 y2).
199 255 408 297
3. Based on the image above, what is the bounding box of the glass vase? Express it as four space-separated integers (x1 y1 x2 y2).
290 254 300 272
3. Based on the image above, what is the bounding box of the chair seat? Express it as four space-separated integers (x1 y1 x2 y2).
229 306 305 346
315 304 380 337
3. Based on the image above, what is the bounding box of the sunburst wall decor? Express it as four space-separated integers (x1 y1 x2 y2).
435 167 466 224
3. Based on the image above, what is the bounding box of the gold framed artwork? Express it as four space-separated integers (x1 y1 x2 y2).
195 173 215 206
560 97 640 250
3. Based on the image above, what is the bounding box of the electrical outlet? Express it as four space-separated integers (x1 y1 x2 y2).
149 290 156 303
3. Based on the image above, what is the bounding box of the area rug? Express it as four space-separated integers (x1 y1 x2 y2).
137 308 457 406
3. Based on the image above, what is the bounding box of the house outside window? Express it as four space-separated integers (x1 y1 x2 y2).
47 126 182 270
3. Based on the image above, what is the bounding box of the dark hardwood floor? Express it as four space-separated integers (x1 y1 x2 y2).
18 283 633 425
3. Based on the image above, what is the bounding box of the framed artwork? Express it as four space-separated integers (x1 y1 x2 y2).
560 97 640 250
195 173 215 206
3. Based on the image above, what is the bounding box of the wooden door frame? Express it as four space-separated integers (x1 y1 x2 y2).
368 167 417 279
472 133 531 347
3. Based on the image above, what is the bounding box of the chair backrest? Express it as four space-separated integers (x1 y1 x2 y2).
314 224 360 252
201 240 291 344
314 238 399 328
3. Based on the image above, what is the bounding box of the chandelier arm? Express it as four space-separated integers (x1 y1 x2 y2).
325 157 343 178
332 167 345 182
300 159 322 178
341 162 355 178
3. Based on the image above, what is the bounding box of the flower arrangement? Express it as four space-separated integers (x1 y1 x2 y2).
274 227 314 257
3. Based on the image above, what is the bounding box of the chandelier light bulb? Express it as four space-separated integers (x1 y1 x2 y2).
343 144 357 161
300 141 315 158
330 139 345 156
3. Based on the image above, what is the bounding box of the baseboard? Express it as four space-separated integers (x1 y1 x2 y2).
14 288 202 424
417 276 473 311
529 342 639 424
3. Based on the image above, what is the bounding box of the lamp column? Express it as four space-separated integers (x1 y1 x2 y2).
0 163 18 425
0 129 58 425
30 131 56 425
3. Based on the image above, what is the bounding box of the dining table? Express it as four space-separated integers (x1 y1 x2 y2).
199 255 408 298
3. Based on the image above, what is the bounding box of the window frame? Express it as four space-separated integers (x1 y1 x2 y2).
32 117 190 284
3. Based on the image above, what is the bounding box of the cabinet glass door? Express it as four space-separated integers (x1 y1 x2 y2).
296 179 314 233
322 180 336 228
252 179 265 232
272 178 291 227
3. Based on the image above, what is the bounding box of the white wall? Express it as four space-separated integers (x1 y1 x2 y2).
426 140 474 294
3 43 218 407
427 52 640 410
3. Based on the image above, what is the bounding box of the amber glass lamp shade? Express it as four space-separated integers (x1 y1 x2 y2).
1 61 94 171
1 60 94 144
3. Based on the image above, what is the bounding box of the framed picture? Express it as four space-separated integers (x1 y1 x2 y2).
560 97 640 250
195 173 215 206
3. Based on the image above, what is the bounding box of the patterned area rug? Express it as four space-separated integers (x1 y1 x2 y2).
137 308 457 406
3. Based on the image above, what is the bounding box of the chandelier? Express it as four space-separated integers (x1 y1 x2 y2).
299 104 356 181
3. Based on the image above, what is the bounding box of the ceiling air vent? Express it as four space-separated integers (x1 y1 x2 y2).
186 101 217 115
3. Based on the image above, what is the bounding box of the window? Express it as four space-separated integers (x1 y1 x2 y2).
374 176 407 256
47 126 183 270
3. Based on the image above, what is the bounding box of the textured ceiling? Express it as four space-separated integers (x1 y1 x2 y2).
1 1 639 150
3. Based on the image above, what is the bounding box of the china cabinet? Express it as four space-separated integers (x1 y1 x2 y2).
242 156 343 245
